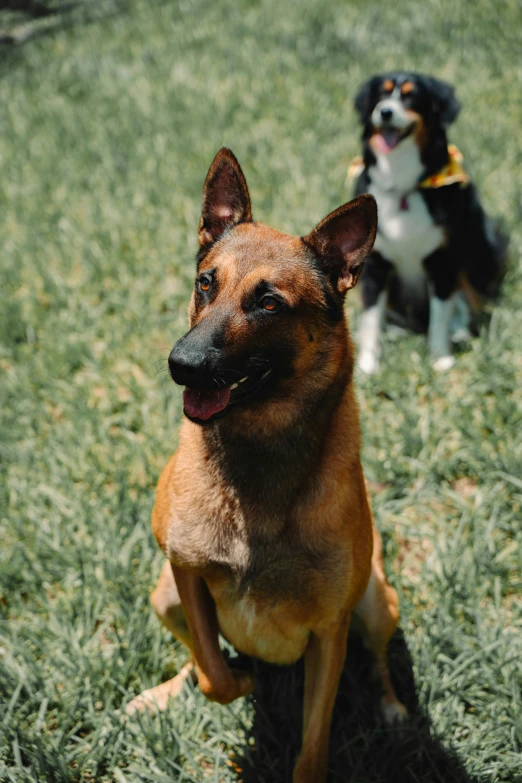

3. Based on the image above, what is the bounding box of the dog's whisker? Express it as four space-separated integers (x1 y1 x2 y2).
218 368 245 378
154 366 171 380
150 359 168 372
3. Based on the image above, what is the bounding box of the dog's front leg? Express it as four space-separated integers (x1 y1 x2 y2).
357 253 391 375
293 615 351 783
424 249 459 371
172 565 254 704
428 292 457 370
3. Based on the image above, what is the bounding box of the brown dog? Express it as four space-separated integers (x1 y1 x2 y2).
128 148 406 782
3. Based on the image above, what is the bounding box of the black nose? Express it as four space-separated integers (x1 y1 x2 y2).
168 344 208 386
380 108 393 122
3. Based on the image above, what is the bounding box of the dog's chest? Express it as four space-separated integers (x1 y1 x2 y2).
370 183 444 287
213 531 345 663
167 501 343 665
214 582 312 665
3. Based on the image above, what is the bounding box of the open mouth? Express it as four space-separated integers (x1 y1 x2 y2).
372 123 414 154
182 368 273 423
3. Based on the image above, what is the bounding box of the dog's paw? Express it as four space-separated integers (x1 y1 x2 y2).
381 699 408 725
432 355 455 372
126 662 195 716
358 352 380 375
451 327 472 344
126 690 160 716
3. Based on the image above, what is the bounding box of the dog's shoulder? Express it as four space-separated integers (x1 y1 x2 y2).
421 182 504 250
151 451 179 553
420 180 481 227
421 183 507 295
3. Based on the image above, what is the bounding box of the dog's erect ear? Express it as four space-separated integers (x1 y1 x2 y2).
198 148 252 247
426 77 460 129
304 195 377 295
354 76 381 123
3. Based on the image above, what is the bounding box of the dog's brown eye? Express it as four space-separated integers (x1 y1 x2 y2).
198 275 212 292
261 296 279 312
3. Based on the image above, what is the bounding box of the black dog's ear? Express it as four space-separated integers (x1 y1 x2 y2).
198 148 252 247
354 76 381 122
304 195 377 295
426 77 461 128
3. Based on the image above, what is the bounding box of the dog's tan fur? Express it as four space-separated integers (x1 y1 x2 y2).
128 149 406 782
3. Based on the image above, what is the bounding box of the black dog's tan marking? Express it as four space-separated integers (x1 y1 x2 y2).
127 149 406 783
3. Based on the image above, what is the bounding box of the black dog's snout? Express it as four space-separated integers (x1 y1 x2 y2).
168 344 207 386
380 107 393 122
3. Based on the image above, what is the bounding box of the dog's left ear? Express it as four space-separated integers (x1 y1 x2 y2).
427 77 461 128
198 148 253 247
304 195 377 295
354 76 381 123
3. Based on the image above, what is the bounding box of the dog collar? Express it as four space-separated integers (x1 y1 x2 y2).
418 145 470 189
347 144 470 193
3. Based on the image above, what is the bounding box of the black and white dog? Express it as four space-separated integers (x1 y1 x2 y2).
352 71 507 373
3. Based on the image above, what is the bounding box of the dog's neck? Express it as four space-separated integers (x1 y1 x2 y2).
202 372 350 523
368 135 425 195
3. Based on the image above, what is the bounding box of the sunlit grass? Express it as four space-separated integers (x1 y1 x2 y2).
1 0 521 780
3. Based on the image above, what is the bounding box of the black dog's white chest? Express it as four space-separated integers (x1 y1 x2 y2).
370 184 444 291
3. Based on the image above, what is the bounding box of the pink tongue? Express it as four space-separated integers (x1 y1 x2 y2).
183 387 231 420
374 129 401 154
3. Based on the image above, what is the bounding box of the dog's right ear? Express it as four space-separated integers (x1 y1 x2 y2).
304 194 377 295
425 76 461 129
354 76 381 123
198 148 252 247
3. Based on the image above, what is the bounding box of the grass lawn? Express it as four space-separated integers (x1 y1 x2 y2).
1 0 521 780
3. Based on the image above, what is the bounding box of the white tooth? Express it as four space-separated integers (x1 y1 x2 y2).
239 376 248 383
230 383 239 390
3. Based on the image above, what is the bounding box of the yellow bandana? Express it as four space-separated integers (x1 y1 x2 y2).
419 144 469 188
346 144 470 189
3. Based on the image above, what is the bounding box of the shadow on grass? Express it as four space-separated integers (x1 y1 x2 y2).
232 631 478 783
0 0 127 48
